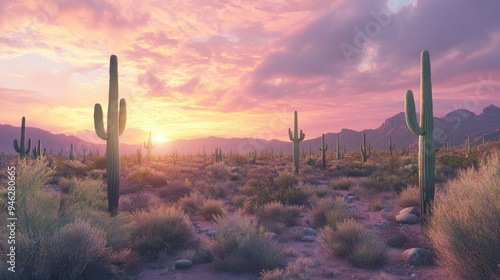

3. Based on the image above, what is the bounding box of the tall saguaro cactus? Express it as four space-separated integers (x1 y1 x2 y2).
389 135 394 156
319 134 328 169
360 132 370 162
288 111 305 173
94 55 127 216
336 133 344 160
144 131 155 161
13 116 32 159
404 50 435 226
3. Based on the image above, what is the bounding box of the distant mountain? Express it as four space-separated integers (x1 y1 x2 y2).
1 105 499 156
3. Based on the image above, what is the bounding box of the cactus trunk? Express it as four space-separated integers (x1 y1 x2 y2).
319 134 328 169
144 131 155 161
94 55 127 216
288 111 305 174
361 132 370 162
404 50 435 226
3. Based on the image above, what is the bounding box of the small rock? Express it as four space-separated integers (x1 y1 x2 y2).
411 273 417 278
303 227 317 235
378 221 391 228
399 206 420 217
402 248 430 265
386 234 407 248
301 235 315 242
380 208 392 212
206 231 217 237
174 259 193 268
344 195 357 203
395 213 419 224
265 232 278 239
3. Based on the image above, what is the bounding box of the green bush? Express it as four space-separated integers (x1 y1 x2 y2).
131 206 195 260
311 196 350 229
210 210 285 273
318 219 386 268
255 201 304 233
62 178 107 210
428 151 500 279
200 198 227 221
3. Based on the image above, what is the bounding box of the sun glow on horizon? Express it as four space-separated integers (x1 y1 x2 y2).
152 134 169 143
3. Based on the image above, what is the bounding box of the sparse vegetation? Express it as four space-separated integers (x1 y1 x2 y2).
311 196 350 229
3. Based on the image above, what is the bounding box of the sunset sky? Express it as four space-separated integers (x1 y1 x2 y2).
1 0 499 145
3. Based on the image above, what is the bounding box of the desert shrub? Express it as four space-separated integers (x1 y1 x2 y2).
428 151 500 279
398 185 420 207
206 162 231 180
177 191 205 215
119 192 151 213
211 210 285 273
275 181 313 206
260 257 315 280
348 233 387 268
126 165 150 187
41 220 114 280
0 233 41 280
16 159 61 235
199 182 229 199
131 206 195 260
55 159 90 177
318 219 386 268
370 195 390 211
63 178 107 210
311 196 350 229
438 154 475 170
255 201 304 233
200 198 227 221
157 179 192 202
329 177 354 190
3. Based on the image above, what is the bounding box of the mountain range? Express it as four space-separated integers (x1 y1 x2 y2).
1 105 499 157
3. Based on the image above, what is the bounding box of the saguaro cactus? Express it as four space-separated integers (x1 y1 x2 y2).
136 147 142 165
465 136 471 157
94 55 127 216
388 135 395 156
336 133 344 160
360 132 370 162
144 131 155 161
288 111 305 173
32 139 46 158
13 116 32 159
319 134 328 169
214 147 223 162
404 50 435 226
69 143 74 160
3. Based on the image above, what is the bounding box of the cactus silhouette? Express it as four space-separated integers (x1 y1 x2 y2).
144 131 155 161
319 134 328 169
465 136 472 157
69 143 74 160
360 132 370 162
389 135 395 156
136 147 142 165
32 139 46 158
289 111 305 173
94 55 127 216
13 116 32 159
336 133 344 160
404 50 435 226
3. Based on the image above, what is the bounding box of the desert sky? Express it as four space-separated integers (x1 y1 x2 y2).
0 0 499 144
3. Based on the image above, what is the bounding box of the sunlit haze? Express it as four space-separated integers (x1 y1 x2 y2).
1 0 499 145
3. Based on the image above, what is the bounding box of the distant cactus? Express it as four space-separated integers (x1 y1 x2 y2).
13 116 32 159
288 111 305 173
32 139 46 159
465 136 472 157
250 148 257 164
83 149 86 161
214 147 223 162
69 143 74 160
404 50 435 226
336 133 344 160
136 147 142 165
93 55 127 216
319 134 328 169
144 131 155 161
360 132 370 162
389 135 395 156
171 148 179 164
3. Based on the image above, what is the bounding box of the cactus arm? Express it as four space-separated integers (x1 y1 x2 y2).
298 130 305 142
26 139 31 155
119 98 127 136
94 103 108 140
13 139 21 153
405 90 424 136
288 128 293 141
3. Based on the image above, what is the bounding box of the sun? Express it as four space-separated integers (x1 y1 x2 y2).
152 134 169 143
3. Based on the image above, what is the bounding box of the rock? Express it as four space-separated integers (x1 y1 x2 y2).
380 208 392 212
174 259 193 268
399 206 420 217
395 213 419 224
402 248 430 265
301 235 315 242
206 231 217 237
344 195 357 203
265 232 278 239
303 227 317 235
386 234 407 248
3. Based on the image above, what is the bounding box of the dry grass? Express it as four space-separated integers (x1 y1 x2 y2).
254 201 304 233
311 196 350 229
200 198 227 221
398 185 420 207
427 151 500 279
